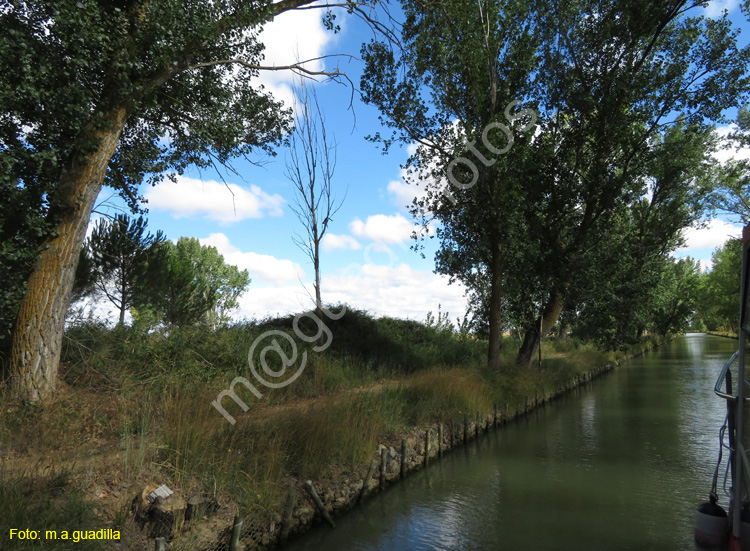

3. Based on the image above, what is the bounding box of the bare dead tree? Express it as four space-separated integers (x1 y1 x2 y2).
286 81 344 312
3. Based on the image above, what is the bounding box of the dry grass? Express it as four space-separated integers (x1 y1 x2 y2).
0 469 105 550
0 314 666 549
380 368 492 427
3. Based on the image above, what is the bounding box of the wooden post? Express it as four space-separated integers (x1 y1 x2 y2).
380 447 388 488
359 460 378 503
279 486 296 544
304 480 335 529
229 514 243 551
400 439 407 478
493 404 498 428
154 538 166 551
438 424 443 457
424 429 430 466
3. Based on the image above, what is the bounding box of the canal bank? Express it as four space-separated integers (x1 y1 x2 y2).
277 334 735 551
209 336 671 551
707 331 739 340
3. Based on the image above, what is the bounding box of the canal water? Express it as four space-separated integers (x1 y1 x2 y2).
283 334 739 551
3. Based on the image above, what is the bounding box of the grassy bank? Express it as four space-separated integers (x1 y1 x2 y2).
707 330 739 339
0 309 665 550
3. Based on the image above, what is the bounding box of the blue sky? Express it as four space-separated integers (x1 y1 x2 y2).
87 0 750 324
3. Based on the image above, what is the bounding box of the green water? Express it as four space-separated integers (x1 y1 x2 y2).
283 334 739 551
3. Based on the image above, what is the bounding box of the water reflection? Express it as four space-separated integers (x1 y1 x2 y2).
283 336 739 551
685 333 707 357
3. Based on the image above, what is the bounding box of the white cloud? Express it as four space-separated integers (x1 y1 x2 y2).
68 295 126 328
145 175 284 223
235 285 316 320
74 231 469 326
321 263 468 321
350 213 422 244
703 0 738 18
387 178 430 210
200 233 305 285
231 262 468 323
255 7 339 109
676 219 741 252
85 214 103 240
321 233 361 251
387 140 454 211
714 125 750 165
195 234 468 323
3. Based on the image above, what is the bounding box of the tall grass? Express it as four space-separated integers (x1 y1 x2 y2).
0 470 104 550
60 307 487 394
157 388 391 514
279 393 390 476
381 369 492 426
1 309 666 546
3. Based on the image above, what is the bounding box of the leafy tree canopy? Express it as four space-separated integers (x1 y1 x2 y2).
697 238 742 331
78 214 165 325
135 237 251 328
0 0 373 394
361 0 749 363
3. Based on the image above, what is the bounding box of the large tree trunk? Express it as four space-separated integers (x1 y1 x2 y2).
10 108 128 402
516 291 565 367
487 240 504 369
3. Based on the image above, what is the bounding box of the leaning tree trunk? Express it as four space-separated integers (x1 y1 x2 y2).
10 108 128 402
516 291 565 367
487 240 504 369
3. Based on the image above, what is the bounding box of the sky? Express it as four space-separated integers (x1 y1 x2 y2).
85 0 750 325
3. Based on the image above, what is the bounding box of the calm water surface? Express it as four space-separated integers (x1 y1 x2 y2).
284 334 737 551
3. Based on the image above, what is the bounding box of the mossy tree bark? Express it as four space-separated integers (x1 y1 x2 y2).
10 108 128 402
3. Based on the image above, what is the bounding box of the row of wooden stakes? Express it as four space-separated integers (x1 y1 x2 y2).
154 363 614 551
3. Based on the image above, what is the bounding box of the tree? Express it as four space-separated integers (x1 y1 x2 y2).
519 119 717 353
137 237 250 328
286 82 343 312
697 239 743 332
82 214 164 326
507 2 748 364
710 162 750 224
650 257 702 336
1 0 381 401
709 107 750 223
361 0 542 369
362 0 748 368
69 247 97 307
0 185 55 373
